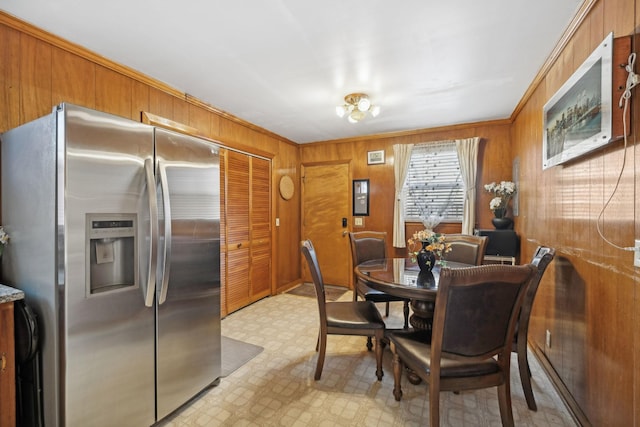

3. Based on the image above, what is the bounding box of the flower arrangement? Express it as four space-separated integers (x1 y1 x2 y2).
484 181 516 216
0 226 9 256
407 229 452 262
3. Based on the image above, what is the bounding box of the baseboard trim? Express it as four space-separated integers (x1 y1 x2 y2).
530 343 591 427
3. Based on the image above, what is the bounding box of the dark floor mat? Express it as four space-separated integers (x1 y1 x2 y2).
286 282 347 301
221 336 263 377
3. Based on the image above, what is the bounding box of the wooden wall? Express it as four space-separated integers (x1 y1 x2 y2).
300 121 514 259
511 0 639 425
0 11 301 295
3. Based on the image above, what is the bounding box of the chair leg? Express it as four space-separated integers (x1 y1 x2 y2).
518 346 537 410
429 379 440 427
374 330 384 381
402 300 410 329
315 332 327 380
366 336 373 351
497 381 515 427
392 347 403 401
385 301 390 317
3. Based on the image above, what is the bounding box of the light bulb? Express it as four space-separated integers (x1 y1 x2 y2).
349 110 366 123
370 105 380 117
335 106 346 118
357 97 370 112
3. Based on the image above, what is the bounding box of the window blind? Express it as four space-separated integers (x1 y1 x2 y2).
404 141 464 222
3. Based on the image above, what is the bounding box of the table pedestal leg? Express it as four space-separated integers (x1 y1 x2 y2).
405 299 436 385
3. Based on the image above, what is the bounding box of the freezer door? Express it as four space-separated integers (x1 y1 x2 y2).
62 104 156 427
154 128 222 421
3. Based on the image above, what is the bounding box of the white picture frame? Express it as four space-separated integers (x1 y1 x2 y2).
542 32 613 170
367 150 385 165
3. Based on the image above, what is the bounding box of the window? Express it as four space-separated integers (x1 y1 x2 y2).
404 142 464 222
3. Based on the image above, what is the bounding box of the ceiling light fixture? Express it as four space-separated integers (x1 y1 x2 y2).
335 93 380 123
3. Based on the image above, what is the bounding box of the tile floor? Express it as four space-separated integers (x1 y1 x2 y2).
159 290 578 426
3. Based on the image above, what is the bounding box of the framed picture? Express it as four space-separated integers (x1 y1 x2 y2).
353 179 370 216
367 150 385 165
542 32 613 170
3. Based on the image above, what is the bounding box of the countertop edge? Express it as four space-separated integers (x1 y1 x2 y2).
0 283 25 303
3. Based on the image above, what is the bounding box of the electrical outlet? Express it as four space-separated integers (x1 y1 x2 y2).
545 330 552 348
635 240 640 267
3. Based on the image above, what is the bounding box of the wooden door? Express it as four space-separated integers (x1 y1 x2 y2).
250 157 271 300
301 163 351 287
222 150 272 315
225 150 251 313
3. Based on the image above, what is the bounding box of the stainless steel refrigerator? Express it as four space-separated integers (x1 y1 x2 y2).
1 103 221 426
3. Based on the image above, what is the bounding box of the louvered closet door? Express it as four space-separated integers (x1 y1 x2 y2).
225 150 251 313
223 151 272 314
220 152 227 317
250 157 271 300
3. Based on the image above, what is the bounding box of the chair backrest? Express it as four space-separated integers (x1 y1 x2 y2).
443 234 488 265
348 231 387 284
517 246 556 340
432 264 536 361
300 240 328 319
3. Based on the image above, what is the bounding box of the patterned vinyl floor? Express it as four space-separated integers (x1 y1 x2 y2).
158 290 578 427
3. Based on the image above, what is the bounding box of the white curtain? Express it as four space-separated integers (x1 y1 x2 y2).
455 137 480 235
393 144 414 247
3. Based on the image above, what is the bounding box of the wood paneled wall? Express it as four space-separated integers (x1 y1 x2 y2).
511 0 639 425
300 121 514 259
0 12 301 296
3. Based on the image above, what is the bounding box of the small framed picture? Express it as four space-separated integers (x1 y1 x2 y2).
367 150 385 165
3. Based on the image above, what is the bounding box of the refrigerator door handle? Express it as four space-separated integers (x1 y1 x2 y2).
144 158 159 307
157 161 172 305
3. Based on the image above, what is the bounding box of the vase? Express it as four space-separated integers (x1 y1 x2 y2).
492 217 513 229
416 242 437 272
493 208 506 218
416 270 435 288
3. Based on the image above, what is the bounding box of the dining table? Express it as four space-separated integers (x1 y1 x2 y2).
354 258 474 331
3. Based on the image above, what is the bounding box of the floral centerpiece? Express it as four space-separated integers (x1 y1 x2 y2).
483 181 516 218
407 229 452 271
0 226 9 257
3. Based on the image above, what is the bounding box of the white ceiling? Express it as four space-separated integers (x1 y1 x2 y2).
1 1 583 144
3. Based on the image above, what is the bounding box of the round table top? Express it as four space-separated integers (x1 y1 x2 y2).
355 258 473 300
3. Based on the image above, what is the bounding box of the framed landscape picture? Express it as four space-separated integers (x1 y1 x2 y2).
542 32 613 169
367 150 385 165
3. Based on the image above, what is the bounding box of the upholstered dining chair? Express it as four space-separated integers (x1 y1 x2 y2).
514 246 556 411
443 233 488 265
349 231 410 330
300 239 385 381
387 263 537 427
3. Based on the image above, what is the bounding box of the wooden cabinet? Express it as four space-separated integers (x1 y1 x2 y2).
222 150 271 315
0 301 16 427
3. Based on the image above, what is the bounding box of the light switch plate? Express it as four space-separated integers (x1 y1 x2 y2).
634 239 640 267
354 217 364 227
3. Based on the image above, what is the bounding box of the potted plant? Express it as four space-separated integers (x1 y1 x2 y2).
484 181 516 229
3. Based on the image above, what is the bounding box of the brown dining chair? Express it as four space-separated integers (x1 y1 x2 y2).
387 263 536 427
349 231 410 331
443 233 488 265
514 246 555 411
301 239 385 381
